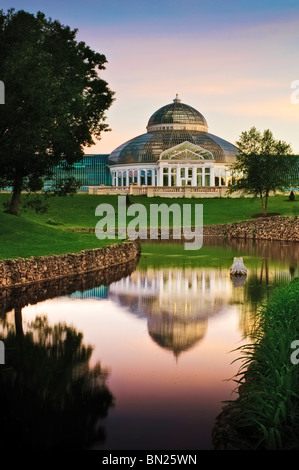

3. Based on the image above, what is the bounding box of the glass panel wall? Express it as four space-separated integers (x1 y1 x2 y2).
44 154 112 190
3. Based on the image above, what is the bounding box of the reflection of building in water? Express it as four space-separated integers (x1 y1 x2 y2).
147 315 207 359
109 268 237 316
69 286 108 300
109 267 240 358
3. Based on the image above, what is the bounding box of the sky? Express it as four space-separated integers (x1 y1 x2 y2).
2 0 299 154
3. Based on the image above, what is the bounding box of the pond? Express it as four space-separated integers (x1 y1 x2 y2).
0 237 298 450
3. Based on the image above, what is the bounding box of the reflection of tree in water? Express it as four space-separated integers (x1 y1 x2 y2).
244 259 295 309
236 258 297 339
0 311 114 450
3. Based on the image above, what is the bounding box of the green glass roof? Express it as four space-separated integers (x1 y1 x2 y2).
147 100 207 128
108 130 238 165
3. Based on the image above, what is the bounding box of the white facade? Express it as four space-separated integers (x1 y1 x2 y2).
110 141 232 188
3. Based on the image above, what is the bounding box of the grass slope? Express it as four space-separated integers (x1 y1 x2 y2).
0 212 115 259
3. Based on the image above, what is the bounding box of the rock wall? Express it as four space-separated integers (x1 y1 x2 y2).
0 240 141 289
68 216 299 242
0 257 139 314
203 216 299 242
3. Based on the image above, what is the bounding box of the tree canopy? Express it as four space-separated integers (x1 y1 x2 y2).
0 8 115 214
229 127 298 215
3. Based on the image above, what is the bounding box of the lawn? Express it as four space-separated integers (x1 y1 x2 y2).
0 192 297 229
0 192 297 259
0 211 116 259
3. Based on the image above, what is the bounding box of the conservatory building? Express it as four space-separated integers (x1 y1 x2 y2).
107 95 239 190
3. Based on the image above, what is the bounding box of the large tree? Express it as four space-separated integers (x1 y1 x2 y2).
229 127 298 215
0 9 114 215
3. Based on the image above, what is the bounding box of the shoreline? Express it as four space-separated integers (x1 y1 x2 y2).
67 215 299 243
0 239 141 289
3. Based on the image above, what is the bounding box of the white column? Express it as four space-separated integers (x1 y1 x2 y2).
210 166 215 186
177 166 181 186
192 167 196 186
202 167 205 187
159 167 163 186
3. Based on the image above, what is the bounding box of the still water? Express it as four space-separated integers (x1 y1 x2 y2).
0 238 298 450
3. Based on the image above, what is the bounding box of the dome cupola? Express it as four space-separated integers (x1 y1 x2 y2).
146 94 208 133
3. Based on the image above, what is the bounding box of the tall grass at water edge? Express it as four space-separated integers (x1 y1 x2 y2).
218 279 299 450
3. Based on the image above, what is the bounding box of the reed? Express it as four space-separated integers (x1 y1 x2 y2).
218 278 299 450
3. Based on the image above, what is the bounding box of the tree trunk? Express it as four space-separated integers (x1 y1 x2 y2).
263 192 269 215
260 193 265 215
8 181 22 215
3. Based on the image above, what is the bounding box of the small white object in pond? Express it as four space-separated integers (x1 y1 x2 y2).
230 257 247 276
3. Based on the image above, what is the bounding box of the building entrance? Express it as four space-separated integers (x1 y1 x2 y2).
181 178 192 186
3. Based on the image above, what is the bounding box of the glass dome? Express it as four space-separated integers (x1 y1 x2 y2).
108 96 238 166
147 95 208 132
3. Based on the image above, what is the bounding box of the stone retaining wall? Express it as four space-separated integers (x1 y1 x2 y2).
0 258 139 314
203 215 299 242
68 215 299 243
0 240 141 289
